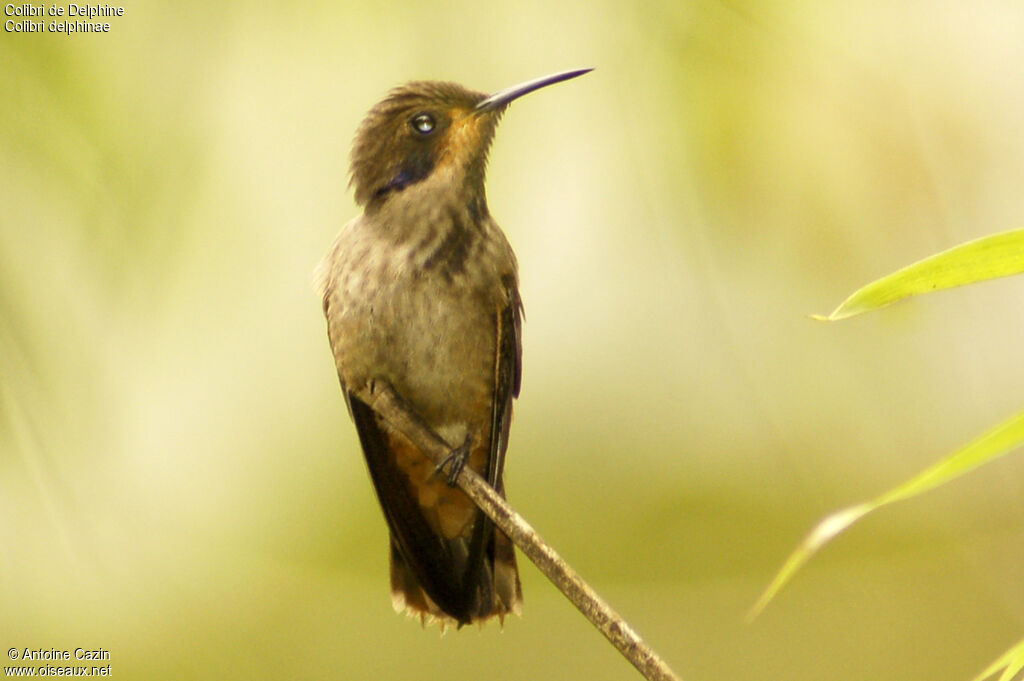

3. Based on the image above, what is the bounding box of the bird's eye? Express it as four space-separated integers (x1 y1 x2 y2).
410 113 435 135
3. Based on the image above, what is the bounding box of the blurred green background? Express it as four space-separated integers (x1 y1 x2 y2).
4 1 1024 679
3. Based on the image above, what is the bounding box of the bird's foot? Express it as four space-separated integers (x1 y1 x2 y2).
435 433 472 486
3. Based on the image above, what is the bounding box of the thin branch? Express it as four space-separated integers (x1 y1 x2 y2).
363 381 682 681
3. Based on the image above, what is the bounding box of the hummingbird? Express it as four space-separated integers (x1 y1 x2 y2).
316 68 592 627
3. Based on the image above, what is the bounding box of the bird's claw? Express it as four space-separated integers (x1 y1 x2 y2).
435 434 472 486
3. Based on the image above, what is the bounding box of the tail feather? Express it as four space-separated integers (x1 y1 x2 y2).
390 530 521 627
492 530 522 617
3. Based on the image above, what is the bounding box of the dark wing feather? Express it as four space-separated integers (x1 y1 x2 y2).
347 393 468 620
459 279 522 613
491 277 523 487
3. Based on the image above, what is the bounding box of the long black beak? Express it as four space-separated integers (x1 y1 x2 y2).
475 68 593 113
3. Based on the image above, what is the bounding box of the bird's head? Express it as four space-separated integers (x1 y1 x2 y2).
349 69 592 209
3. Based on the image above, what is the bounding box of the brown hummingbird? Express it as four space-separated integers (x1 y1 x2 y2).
315 68 592 627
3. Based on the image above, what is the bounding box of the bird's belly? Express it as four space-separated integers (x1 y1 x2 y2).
335 267 496 431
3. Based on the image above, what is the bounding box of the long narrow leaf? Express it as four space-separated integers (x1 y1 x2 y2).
973 638 1024 681
813 228 1024 321
748 407 1024 620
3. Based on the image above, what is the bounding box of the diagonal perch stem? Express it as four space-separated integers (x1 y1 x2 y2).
363 381 682 681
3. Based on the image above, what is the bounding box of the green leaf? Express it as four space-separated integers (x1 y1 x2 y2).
813 228 1024 321
748 407 1024 621
973 638 1024 681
